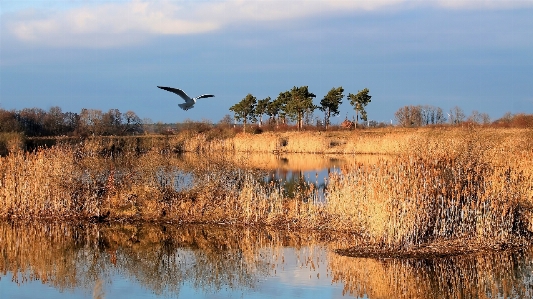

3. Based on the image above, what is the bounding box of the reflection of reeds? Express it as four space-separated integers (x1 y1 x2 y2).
0 221 342 295
1 221 532 299
93 279 105 299
329 249 533 299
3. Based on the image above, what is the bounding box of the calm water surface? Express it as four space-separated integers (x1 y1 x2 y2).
1 222 532 299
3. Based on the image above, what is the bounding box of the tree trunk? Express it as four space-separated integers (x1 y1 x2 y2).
325 109 330 130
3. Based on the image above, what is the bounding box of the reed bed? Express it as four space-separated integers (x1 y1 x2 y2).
230 130 408 154
1 128 532 254
0 143 312 224
326 128 533 252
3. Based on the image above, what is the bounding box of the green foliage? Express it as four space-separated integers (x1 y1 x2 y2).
265 97 281 122
255 97 271 127
229 94 257 132
348 88 372 125
284 86 316 130
319 87 344 129
269 91 290 127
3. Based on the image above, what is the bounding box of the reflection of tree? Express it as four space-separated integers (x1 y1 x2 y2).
264 169 322 203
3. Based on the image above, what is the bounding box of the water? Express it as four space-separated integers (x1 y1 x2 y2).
1 222 532 299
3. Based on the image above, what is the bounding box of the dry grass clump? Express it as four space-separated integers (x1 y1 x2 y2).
0 144 321 224
0 147 79 218
0 132 24 156
326 128 532 252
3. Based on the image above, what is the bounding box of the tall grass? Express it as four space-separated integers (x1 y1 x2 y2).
326 128 533 251
0 132 24 156
1 128 532 253
0 144 297 223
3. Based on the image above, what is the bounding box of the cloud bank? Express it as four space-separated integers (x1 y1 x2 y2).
4 0 533 48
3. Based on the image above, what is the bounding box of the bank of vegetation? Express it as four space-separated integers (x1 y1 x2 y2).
1 126 532 256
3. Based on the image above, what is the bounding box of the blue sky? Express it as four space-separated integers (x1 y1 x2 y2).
1 0 532 124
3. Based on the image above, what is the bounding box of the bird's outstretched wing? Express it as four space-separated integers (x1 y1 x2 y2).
157 86 191 101
196 94 215 100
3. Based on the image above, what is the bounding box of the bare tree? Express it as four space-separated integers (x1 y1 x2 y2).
395 105 422 127
124 111 143 134
449 106 465 125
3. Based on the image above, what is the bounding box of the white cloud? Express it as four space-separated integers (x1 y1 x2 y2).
436 0 533 10
3 0 533 48
6 1 219 47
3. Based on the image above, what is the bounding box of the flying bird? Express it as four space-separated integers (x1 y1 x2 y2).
157 86 215 111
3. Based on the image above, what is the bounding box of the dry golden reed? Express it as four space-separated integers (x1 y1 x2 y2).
1 127 532 253
326 128 533 251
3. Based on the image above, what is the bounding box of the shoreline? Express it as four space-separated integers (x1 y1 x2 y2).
3 217 532 259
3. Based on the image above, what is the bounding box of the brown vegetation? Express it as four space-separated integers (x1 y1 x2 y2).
0 127 532 255
326 128 533 253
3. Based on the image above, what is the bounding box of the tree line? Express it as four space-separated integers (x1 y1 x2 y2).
394 105 493 127
229 86 372 131
2 96 530 138
0 107 143 137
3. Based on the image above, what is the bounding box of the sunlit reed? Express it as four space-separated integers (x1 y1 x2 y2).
0 127 532 253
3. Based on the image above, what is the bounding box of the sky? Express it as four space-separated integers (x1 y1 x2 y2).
1 0 532 124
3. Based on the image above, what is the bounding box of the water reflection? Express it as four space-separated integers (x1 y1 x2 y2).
1 221 532 299
331 250 533 298
166 152 389 200
261 153 389 201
